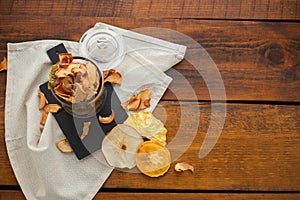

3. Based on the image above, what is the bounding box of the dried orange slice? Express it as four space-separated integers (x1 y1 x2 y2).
136 141 171 177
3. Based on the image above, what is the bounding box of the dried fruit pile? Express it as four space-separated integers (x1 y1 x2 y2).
38 54 193 177
48 54 100 103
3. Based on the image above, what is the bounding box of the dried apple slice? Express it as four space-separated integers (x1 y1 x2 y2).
174 162 194 173
0 57 7 72
98 110 115 124
38 91 48 110
56 138 73 153
121 88 151 111
102 124 143 169
136 141 171 177
44 104 61 113
80 121 91 140
103 69 122 84
137 88 151 110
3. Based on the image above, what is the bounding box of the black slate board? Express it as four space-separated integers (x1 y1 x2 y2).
40 82 128 160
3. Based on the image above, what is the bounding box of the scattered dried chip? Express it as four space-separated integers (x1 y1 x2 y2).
0 57 7 72
40 110 49 126
121 96 141 111
38 91 48 110
137 88 151 110
80 121 91 140
122 88 151 111
174 162 194 173
98 110 115 124
103 69 122 84
44 104 61 113
136 141 171 177
40 125 44 133
56 138 73 153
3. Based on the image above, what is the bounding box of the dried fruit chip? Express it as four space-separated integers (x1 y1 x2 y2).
121 96 141 111
174 162 194 173
58 53 73 65
102 124 143 169
137 88 151 110
44 104 61 113
136 141 171 177
124 112 167 146
98 110 115 124
103 69 122 84
49 54 100 104
121 88 151 111
38 91 48 110
40 110 49 126
80 121 91 140
0 57 7 72
56 138 73 153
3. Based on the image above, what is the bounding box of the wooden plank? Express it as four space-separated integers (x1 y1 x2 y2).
0 17 299 101
1 102 300 191
0 0 299 20
1 190 300 200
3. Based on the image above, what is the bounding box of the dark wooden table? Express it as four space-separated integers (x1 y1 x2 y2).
0 0 300 199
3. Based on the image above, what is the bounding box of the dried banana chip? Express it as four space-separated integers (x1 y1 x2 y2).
136 141 171 177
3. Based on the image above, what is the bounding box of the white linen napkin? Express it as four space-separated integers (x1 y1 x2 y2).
5 27 186 199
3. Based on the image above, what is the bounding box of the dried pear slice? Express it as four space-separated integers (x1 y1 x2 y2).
102 124 143 169
136 141 171 177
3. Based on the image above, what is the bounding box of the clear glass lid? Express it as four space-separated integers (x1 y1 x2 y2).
79 26 125 70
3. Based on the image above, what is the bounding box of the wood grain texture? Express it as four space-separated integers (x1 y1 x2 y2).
1 102 300 191
0 0 299 20
0 17 299 101
1 190 300 200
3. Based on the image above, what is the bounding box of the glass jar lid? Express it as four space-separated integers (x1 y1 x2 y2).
79 27 125 70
